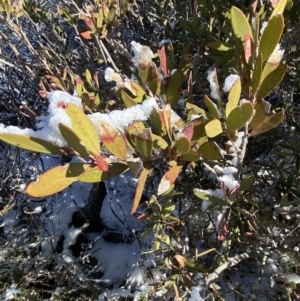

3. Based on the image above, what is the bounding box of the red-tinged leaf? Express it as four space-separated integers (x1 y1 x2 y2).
76 76 83 96
93 71 99 88
244 33 252 64
98 119 128 161
93 153 109 171
81 31 93 39
132 167 152 213
45 75 61 85
84 17 96 31
158 165 182 196
158 105 171 136
174 254 186 268
181 122 194 141
132 212 149 220
159 45 169 76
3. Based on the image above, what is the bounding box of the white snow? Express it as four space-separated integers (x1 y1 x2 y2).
267 43 284 64
0 91 157 148
207 68 220 100
131 41 154 67
189 287 204 301
0 286 20 300
223 74 240 93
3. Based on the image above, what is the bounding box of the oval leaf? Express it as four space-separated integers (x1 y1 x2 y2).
231 6 253 41
26 164 77 197
78 163 128 182
164 70 182 108
0 133 63 154
259 14 284 62
249 110 286 136
175 136 191 155
59 123 89 157
205 119 223 138
98 119 128 161
133 128 153 159
65 103 100 156
204 95 220 119
257 64 287 99
270 0 288 17
226 78 241 118
226 102 254 132
158 165 182 196
249 100 270 130
198 141 223 160
252 52 263 94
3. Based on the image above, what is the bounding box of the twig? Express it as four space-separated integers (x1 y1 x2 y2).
99 38 120 72
206 252 250 285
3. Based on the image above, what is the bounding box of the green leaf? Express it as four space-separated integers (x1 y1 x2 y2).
130 81 146 103
257 64 287 99
259 14 284 62
26 164 77 197
163 70 182 108
150 109 162 135
260 61 281 84
0 133 63 154
226 77 241 118
98 119 128 161
226 102 254 132
121 90 137 108
249 100 270 130
148 64 161 95
152 134 168 149
64 103 100 156
107 7 115 22
186 102 214 121
252 52 263 94
205 119 223 138
190 117 206 141
249 111 286 136
181 150 200 161
59 123 89 157
240 174 255 191
175 136 191 154
270 0 287 18
85 69 92 85
207 41 232 51
198 141 223 160
231 6 253 41
138 66 150 84
78 163 128 182
204 95 220 119
133 128 153 159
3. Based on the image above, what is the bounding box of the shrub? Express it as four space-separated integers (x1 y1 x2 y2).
1 0 300 299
